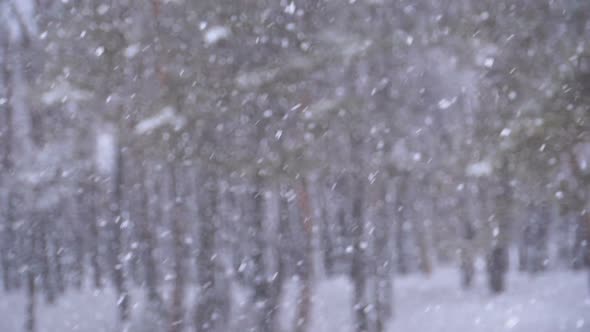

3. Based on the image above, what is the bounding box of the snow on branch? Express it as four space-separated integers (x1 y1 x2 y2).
235 56 314 90
235 31 371 91
134 106 186 135
41 80 93 105
466 160 493 177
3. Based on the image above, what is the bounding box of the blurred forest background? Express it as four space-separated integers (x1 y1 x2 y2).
0 0 590 331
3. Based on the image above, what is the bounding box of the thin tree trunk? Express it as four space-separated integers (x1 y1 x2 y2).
459 192 475 288
486 160 511 294
139 161 163 307
394 178 409 275
555 212 572 268
413 217 432 276
373 180 393 332
38 214 55 304
26 214 39 332
518 224 529 272
530 207 550 273
251 172 272 332
195 165 230 332
0 191 16 291
25 269 36 332
573 215 588 270
169 163 185 332
459 222 475 289
294 179 313 332
111 144 130 322
83 171 103 289
268 189 288 331
69 196 85 289
412 179 432 276
586 215 590 293
351 175 368 332
194 171 217 332
0 45 17 292
52 214 65 296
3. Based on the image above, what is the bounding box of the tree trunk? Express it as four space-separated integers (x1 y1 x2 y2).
412 179 432 276
169 163 185 332
573 215 588 270
251 172 273 332
394 176 409 275
0 192 17 291
518 227 529 272
413 217 432 276
69 196 85 289
25 269 36 332
195 166 231 332
586 219 590 294
373 181 393 331
194 171 217 332
52 236 65 295
26 209 39 332
38 214 55 304
111 144 129 322
459 193 475 288
351 175 369 332
487 246 508 293
486 159 511 294
584 215 590 293
82 171 103 289
294 179 313 332
267 190 288 331
0 53 17 291
139 162 163 308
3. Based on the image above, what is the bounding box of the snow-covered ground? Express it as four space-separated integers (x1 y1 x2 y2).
1 268 588 332
308 268 589 332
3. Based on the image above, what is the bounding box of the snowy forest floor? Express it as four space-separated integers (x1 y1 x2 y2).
303 268 589 332
1 266 588 332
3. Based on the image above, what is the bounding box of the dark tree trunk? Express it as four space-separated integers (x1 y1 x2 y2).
487 246 508 293
395 212 408 275
460 219 475 288
572 215 588 270
25 269 36 332
555 213 572 268
69 197 85 289
194 171 217 332
38 214 55 304
139 162 163 308
0 194 17 291
169 163 185 332
52 227 66 296
518 229 529 272
394 176 409 275
82 172 103 289
0 75 17 290
531 220 549 273
487 160 511 294
584 215 590 281
374 181 393 331
267 191 288 331
251 173 272 332
26 216 39 332
519 206 551 274
195 166 230 332
294 179 313 332
351 175 368 332
586 216 590 293
321 201 336 275
111 145 129 322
